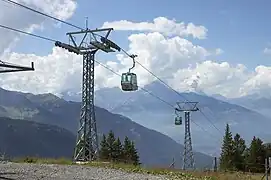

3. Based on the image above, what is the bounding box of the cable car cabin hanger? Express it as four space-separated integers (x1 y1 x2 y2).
121 54 138 92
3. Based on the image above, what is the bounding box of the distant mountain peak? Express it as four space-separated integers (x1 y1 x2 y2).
24 92 66 104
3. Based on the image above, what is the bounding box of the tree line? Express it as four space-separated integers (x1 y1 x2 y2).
99 130 140 165
219 123 271 173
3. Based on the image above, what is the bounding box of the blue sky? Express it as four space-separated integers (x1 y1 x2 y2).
14 0 271 70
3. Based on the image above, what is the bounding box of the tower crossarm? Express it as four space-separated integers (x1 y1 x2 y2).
0 60 34 73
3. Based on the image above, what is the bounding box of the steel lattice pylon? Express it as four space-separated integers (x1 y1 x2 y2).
73 51 98 161
175 102 199 170
56 27 120 162
183 111 194 170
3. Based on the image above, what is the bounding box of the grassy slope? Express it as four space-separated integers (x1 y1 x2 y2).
12 157 264 180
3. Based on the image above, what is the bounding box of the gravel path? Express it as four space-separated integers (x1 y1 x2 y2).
0 162 170 180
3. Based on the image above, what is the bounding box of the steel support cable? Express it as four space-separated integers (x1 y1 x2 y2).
0 23 221 143
0 24 57 42
1 0 83 30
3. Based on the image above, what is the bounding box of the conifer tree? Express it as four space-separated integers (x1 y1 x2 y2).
122 136 131 163
99 132 140 165
130 141 140 165
122 136 140 165
99 134 109 160
106 130 116 161
112 137 123 162
247 136 266 173
232 133 246 171
219 123 234 170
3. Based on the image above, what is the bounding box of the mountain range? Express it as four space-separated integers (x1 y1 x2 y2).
0 87 212 169
2 79 270 168
62 81 271 156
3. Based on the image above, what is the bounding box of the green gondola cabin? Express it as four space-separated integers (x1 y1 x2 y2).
175 116 182 125
121 72 138 91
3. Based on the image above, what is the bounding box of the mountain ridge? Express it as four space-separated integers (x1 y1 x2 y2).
0 87 213 169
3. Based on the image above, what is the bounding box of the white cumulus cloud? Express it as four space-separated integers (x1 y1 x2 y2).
241 66 271 97
0 47 81 94
170 61 250 97
102 17 208 39
0 0 78 94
